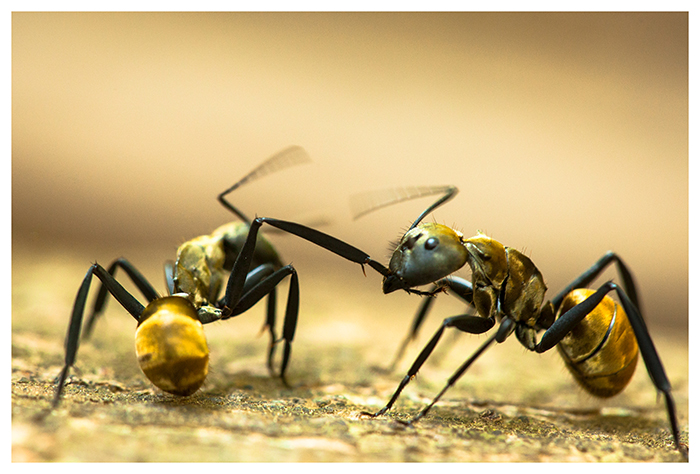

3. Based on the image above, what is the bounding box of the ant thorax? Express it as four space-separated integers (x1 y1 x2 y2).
173 234 227 307
464 233 547 328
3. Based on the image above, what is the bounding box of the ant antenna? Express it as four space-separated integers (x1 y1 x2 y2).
351 185 458 231
218 145 311 223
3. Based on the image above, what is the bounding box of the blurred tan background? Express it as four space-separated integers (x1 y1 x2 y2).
11 12 689 462
13 12 688 337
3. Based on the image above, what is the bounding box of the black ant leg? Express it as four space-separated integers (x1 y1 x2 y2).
249 265 299 387
402 317 516 425
220 265 299 386
265 287 277 373
166 257 280 368
388 277 475 372
218 263 280 375
82 258 159 339
54 263 145 407
232 266 301 386
256 217 391 277
219 218 270 310
169 255 281 371
534 281 685 457
245 266 279 375
550 252 640 315
218 218 300 386
362 311 495 418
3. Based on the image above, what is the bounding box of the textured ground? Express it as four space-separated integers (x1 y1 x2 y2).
12 244 689 462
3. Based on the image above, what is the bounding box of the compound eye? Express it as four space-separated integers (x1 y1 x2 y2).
424 237 439 250
403 233 421 251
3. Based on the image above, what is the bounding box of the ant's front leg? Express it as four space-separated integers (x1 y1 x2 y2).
217 218 300 386
396 317 515 426
255 217 391 278
362 311 495 418
214 263 280 374
388 277 475 372
222 264 299 385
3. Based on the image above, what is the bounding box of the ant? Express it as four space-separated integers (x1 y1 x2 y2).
249 185 687 459
53 146 309 407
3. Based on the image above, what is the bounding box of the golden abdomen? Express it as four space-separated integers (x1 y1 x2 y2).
557 289 639 398
135 297 209 396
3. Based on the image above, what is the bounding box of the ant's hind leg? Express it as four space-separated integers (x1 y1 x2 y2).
54 263 144 407
535 282 685 458
83 258 159 339
550 252 640 314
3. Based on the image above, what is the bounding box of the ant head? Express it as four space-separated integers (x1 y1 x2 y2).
135 296 209 396
383 223 468 293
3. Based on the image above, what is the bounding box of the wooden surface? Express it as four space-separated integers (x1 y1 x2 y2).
11 243 689 462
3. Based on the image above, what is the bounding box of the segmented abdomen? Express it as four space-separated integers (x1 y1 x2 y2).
556 288 639 398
